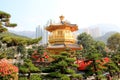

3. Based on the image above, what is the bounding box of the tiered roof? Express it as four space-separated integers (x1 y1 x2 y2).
46 16 78 32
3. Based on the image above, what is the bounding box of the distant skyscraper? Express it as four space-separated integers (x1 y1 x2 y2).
83 27 101 38
36 25 48 45
83 28 90 34
90 27 101 38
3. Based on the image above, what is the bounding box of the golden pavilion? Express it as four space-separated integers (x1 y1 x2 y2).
46 15 82 54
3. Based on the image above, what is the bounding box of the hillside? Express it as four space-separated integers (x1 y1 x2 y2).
0 31 42 47
95 31 117 44
0 31 31 39
9 30 36 38
88 24 120 34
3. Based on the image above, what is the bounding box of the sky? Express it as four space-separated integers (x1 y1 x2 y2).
1 0 120 31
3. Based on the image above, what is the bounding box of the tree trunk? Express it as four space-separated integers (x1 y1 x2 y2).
93 60 99 80
107 75 112 80
27 72 31 80
109 72 112 80
118 72 120 78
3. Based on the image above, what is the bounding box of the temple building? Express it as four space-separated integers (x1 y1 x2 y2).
45 15 82 54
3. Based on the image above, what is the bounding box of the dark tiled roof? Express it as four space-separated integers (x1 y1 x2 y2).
66 44 80 48
47 44 81 50
48 44 65 48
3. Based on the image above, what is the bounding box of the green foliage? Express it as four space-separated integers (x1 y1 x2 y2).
0 52 6 59
107 32 120 51
66 69 75 74
0 27 7 33
17 45 26 54
111 52 120 71
0 11 17 33
0 11 11 18
77 32 95 50
60 75 70 80
104 61 120 76
0 45 13 59
48 72 62 78
0 32 42 47
0 32 30 46
57 60 68 67
37 45 44 54
6 23 17 27
43 52 78 78
27 45 47 62
85 46 102 60
113 54 120 63
72 74 83 79
65 58 75 63
30 66 40 73
19 77 28 80
77 33 106 57
28 37 42 45
94 41 105 52
19 66 29 73
19 59 40 73
83 47 104 80
27 48 34 56
106 35 120 78
97 74 105 80
0 75 13 80
30 74 41 80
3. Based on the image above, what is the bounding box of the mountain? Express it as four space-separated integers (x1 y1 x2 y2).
9 30 36 38
77 24 120 38
95 31 117 43
9 24 120 39
90 24 120 43
89 24 120 35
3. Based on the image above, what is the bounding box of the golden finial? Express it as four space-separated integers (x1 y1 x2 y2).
59 15 64 21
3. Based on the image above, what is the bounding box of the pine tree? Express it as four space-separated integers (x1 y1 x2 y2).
84 46 104 80
42 52 79 79
0 11 17 33
19 59 40 79
109 50 120 78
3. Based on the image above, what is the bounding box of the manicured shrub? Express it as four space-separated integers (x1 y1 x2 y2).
61 75 70 80
72 74 83 80
19 77 28 80
30 74 41 80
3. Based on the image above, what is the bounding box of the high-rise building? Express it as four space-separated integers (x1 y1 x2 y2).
36 25 48 45
90 27 101 38
36 25 43 38
83 27 101 38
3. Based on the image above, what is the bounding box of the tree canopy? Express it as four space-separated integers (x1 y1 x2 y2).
107 32 120 51
0 32 42 47
77 32 95 50
0 11 17 33
42 52 79 79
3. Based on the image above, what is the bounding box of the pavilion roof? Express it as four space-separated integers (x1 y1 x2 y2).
46 21 78 32
47 44 82 50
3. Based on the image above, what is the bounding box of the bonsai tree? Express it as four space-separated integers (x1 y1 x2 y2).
42 51 80 79
31 46 49 63
77 32 95 50
104 51 120 79
30 74 42 80
84 46 104 80
104 60 119 79
0 11 17 33
19 59 40 79
107 33 120 52
0 32 42 47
